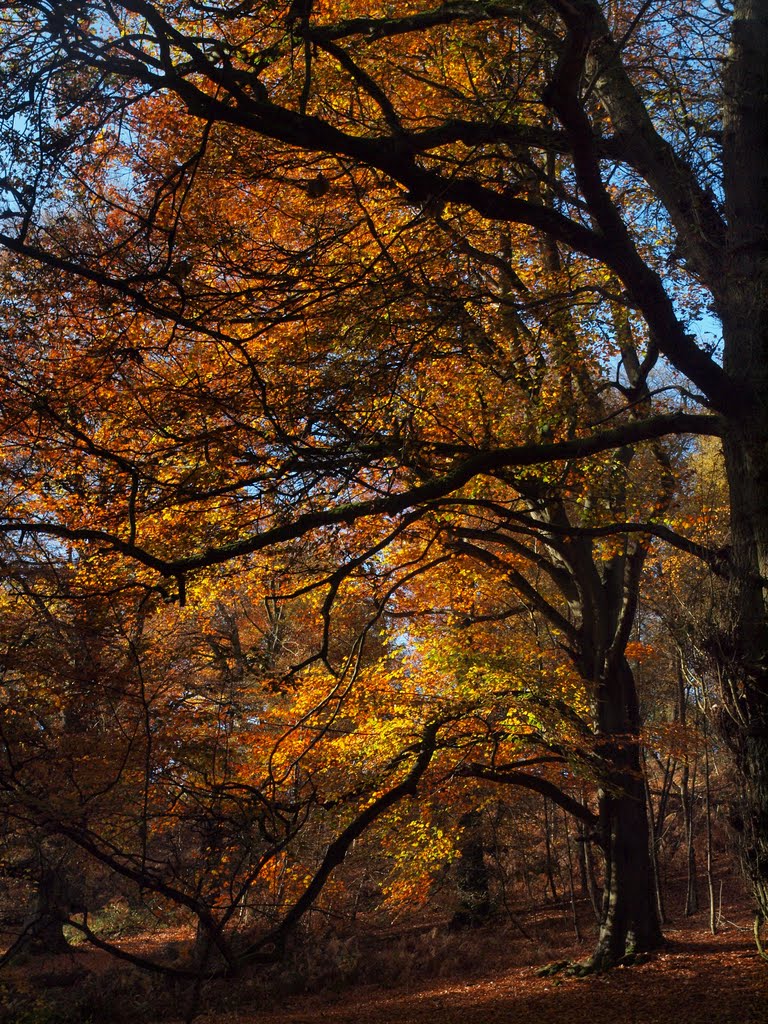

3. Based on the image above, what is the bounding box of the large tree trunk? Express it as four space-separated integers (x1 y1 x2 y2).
719 0 768 926
1 866 72 965
23 868 72 955
589 662 663 967
720 388 768 921
721 325 768 923
591 755 663 966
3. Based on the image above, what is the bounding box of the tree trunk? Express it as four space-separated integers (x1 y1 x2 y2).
542 797 559 903
577 820 601 922
642 756 666 926
562 807 582 940
704 733 718 935
676 660 699 915
720 414 768 922
4 867 72 963
718 680 768 921
588 662 663 967
720 0 768 927
450 810 491 929
682 756 699 915
590 759 663 966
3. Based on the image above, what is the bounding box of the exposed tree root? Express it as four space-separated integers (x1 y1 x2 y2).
536 950 651 978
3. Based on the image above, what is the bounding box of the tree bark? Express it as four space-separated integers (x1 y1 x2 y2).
4 867 72 962
590 762 662 964
588 663 663 967
562 807 582 940
718 0 768 925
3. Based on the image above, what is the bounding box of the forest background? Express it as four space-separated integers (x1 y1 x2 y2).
0 1 766 1021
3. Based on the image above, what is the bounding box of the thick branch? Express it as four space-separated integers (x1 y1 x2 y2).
0 413 722 576
239 719 442 963
457 761 598 828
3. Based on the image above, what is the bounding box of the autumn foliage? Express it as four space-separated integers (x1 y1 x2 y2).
0 1 765 1020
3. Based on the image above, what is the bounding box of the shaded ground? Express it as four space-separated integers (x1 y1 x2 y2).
191 922 767 1024
179 901 768 1019
1 897 767 1023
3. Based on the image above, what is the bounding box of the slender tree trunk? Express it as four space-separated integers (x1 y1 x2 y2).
704 732 717 935
562 807 582 940
654 753 675 845
542 797 559 903
643 754 666 926
524 843 536 901
682 757 699 916
577 820 601 922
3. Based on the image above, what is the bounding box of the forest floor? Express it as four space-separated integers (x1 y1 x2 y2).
1 886 767 1023
191 909 768 1024
224 929 768 1024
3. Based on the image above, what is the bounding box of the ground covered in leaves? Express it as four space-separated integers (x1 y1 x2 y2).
1 892 767 1023
226 928 767 1024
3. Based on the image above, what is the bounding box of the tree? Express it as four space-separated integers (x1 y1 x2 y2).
0 553 465 980
0 0 766 948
